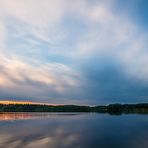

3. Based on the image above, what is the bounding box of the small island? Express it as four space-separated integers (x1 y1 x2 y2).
0 101 148 115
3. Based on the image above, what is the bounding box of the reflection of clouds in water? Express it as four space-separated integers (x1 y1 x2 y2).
0 114 147 148
24 133 80 148
0 113 85 148
129 132 148 148
0 126 80 148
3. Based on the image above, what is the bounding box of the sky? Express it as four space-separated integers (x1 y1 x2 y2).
0 0 148 105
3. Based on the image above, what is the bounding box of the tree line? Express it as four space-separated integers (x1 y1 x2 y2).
0 103 148 115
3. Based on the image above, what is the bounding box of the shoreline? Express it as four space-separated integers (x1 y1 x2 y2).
0 103 147 115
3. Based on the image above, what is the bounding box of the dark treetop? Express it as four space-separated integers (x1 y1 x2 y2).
0 103 148 115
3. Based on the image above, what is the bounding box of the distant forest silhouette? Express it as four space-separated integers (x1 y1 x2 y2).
0 103 148 115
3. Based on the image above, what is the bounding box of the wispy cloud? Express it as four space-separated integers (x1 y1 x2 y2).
0 0 148 104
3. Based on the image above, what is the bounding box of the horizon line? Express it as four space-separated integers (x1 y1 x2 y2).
0 100 63 106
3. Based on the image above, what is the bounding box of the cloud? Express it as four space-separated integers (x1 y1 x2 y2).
0 0 148 103
70 0 148 83
0 0 63 28
0 55 81 102
0 20 6 51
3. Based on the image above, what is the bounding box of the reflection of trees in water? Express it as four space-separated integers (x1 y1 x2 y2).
0 113 39 121
0 112 85 121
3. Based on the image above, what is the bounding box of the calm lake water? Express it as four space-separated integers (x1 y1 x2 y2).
0 113 147 148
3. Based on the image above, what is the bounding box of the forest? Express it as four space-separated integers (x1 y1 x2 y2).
0 103 148 115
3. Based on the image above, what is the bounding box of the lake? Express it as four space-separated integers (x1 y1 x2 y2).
0 112 147 148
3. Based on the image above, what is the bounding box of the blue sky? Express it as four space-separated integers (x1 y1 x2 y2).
0 0 148 105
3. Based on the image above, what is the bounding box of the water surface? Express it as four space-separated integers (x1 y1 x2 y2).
0 112 147 148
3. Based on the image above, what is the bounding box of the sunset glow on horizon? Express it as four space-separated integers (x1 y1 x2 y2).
0 100 61 106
